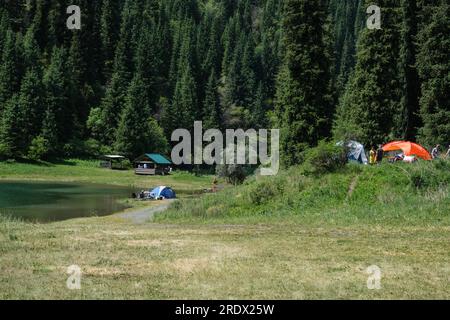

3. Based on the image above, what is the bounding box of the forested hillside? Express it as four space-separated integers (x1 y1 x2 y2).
0 0 448 162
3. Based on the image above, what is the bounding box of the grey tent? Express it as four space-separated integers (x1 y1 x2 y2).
337 141 368 165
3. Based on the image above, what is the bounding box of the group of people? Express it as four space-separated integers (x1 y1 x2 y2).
369 144 450 165
369 145 385 165
431 144 450 160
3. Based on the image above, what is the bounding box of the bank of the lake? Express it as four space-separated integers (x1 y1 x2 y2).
0 159 213 222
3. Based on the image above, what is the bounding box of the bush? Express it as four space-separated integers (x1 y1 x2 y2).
84 139 113 157
27 136 50 161
0 143 12 160
247 179 284 205
304 141 347 175
216 164 248 185
121 159 132 169
409 160 450 189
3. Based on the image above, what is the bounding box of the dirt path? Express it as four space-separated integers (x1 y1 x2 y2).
118 200 175 224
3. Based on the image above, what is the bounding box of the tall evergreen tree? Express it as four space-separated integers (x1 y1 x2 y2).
171 65 198 131
43 47 74 149
275 0 335 165
0 95 24 158
330 0 365 94
417 3 450 147
0 30 21 109
115 74 168 158
395 0 421 141
203 70 222 130
101 0 121 79
334 0 403 146
98 0 138 145
18 69 45 146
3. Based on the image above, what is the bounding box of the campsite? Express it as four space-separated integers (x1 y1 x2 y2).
1 145 449 299
0 0 449 302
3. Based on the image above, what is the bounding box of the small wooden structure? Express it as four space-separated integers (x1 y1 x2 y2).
134 153 172 176
100 155 126 170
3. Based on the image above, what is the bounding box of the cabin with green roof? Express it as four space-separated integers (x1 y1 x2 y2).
134 153 172 175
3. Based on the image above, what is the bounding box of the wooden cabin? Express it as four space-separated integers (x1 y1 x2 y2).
100 155 126 170
134 153 172 175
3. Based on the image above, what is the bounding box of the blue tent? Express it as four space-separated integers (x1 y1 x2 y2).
149 186 176 199
337 141 368 165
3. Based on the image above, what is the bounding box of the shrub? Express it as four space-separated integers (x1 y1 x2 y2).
216 164 248 185
0 143 11 160
304 141 347 175
247 179 284 205
409 160 450 190
121 159 132 169
27 136 50 161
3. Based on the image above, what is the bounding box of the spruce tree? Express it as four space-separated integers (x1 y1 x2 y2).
395 0 421 141
0 31 21 109
41 106 58 156
275 0 335 165
43 47 74 149
0 95 24 158
417 3 450 147
171 65 198 131
101 0 121 79
115 74 168 158
18 69 45 147
203 70 222 130
98 0 137 145
330 0 366 94
333 0 403 146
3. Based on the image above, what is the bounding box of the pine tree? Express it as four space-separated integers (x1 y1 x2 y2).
41 106 58 156
417 3 450 147
43 46 74 149
171 64 198 131
0 95 24 158
275 0 335 165
395 0 421 141
115 74 168 158
333 0 403 146
330 0 365 94
135 16 158 112
98 0 138 145
68 31 88 130
252 82 268 129
18 69 45 146
0 31 21 109
203 70 222 130
101 0 121 79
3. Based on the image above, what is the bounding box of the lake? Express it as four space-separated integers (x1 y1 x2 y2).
0 181 133 222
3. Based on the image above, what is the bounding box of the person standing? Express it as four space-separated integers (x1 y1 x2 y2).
376 145 384 165
431 145 440 159
369 146 377 165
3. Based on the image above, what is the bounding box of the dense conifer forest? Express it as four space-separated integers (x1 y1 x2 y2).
0 0 448 162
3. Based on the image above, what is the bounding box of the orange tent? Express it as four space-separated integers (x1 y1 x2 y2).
382 141 432 161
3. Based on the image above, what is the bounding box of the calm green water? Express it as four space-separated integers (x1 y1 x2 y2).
0 181 133 222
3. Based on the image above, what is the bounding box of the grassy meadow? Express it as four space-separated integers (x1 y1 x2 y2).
0 159 449 299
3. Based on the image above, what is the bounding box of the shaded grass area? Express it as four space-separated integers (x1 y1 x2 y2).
0 159 212 192
0 215 449 299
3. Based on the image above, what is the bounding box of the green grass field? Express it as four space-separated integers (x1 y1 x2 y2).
0 159 449 299
0 159 212 192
